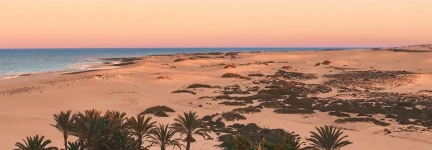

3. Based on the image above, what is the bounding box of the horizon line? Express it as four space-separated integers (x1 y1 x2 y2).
0 46 383 50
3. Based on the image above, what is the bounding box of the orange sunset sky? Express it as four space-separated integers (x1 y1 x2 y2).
0 0 431 48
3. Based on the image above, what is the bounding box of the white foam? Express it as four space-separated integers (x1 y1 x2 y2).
0 74 20 80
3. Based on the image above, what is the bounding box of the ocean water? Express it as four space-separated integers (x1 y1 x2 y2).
0 47 358 77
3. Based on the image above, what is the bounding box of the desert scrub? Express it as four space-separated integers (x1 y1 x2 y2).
187 84 213 88
221 112 246 121
248 73 265 77
232 106 261 114
328 111 351 117
198 96 213 99
172 90 196 95
225 52 238 56
274 108 314 114
222 90 251 95
221 73 251 80
224 64 237 68
219 101 247 106
153 111 169 117
259 101 286 108
323 70 414 88
141 105 175 117
173 58 189 62
335 117 390 126
272 70 318 80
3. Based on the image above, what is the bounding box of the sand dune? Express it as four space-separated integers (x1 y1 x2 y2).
1 48 432 150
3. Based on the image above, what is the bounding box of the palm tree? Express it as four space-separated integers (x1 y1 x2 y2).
125 114 156 149
147 124 183 150
104 110 128 142
271 135 302 150
257 138 266 150
306 126 353 150
223 134 253 150
103 110 142 150
172 111 211 150
70 109 108 149
51 110 74 150
15 135 51 150
67 141 83 150
104 110 127 126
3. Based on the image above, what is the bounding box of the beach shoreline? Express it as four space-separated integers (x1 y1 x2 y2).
0 47 364 81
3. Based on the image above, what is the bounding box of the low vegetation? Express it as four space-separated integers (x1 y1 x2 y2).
324 70 415 88
335 117 390 126
274 108 315 114
232 106 261 114
224 64 237 68
248 73 265 77
219 101 247 106
174 58 189 62
172 90 197 95
198 96 213 99
221 73 251 80
141 105 176 117
225 52 238 56
221 112 247 121
329 111 351 117
222 90 251 95
187 84 213 88
281 66 292 70
269 70 318 80
259 101 286 108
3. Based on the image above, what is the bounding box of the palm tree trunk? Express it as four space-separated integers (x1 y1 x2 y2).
138 136 143 150
186 134 193 150
161 146 166 150
64 138 68 150
63 132 68 150
186 141 191 150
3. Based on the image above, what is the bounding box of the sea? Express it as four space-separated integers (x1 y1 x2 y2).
0 47 360 79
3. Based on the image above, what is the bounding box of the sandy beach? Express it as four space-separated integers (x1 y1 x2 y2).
1 46 432 150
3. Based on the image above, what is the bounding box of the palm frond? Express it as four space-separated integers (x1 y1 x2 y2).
147 124 184 150
14 135 51 150
306 126 353 150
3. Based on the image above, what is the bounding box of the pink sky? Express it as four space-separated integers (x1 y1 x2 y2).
0 0 431 48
